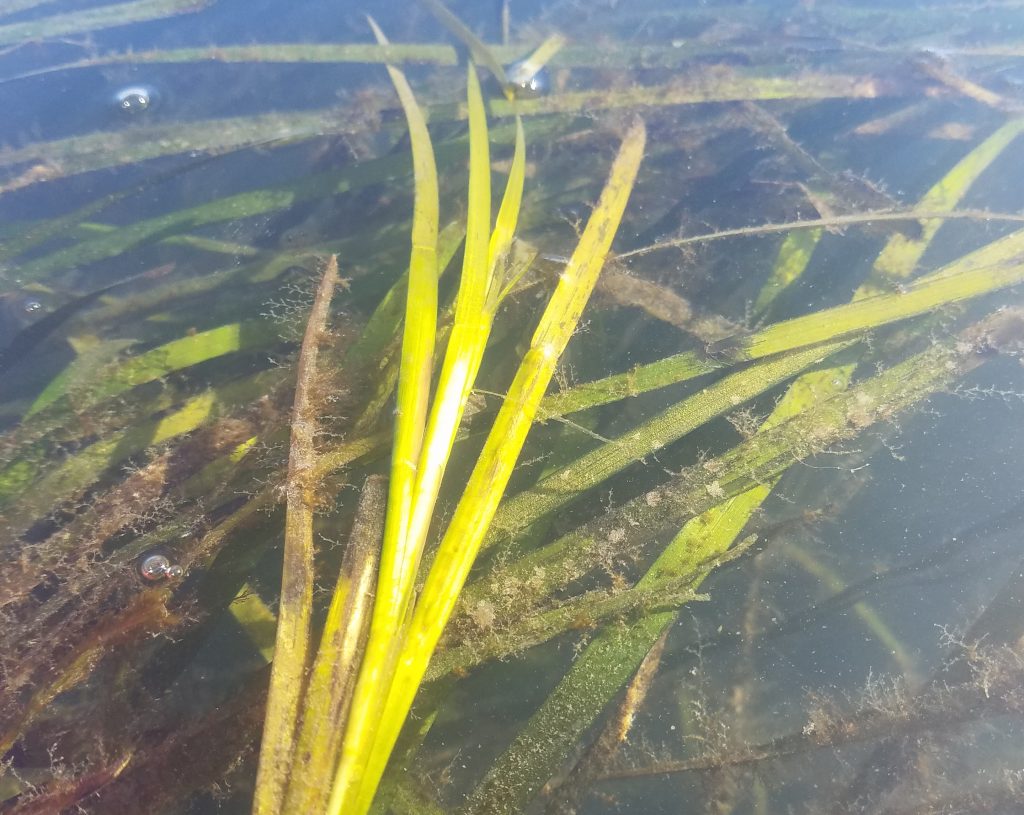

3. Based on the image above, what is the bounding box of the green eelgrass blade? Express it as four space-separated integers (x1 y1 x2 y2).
746 233 1024 358
488 338 855 539
492 231 1024 552
752 117 1024 317
0 0 59 18
680 118 1024 686
9 133 470 283
345 220 466 370
542 225 1024 417
1 373 275 535
463 323 992 815
7 42 459 79
330 118 647 815
1 322 280 516
25 320 279 418
752 226 824 318
252 258 341 815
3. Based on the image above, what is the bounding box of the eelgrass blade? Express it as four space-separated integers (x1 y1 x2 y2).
868 116 1024 287
330 19 440 815
25 320 279 418
541 225 1024 417
399 64 492 570
345 220 466 371
5 42 459 80
350 221 466 437
1 373 275 538
463 126 1024 811
487 116 527 303
682 118 1024 687
485 71 885 118
0 0 59 19
253 256 341 815
330 62 513 815
331 118 647 815
402 74 527 568
752 227 823 318
365 14 439 612
281 476 385 814
487 338 855 541
10 133 469 283
747 229 1024 358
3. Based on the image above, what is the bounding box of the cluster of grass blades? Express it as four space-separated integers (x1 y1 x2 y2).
4 0 1024 812
250 20 645 812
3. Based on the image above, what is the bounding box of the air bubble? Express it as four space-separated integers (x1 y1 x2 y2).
137 551 183 582
113 85 160 114
505 60 550 98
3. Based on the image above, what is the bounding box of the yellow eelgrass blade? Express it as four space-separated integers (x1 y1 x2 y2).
365 13 439 631
333 118 647 815
399 65 491 565
487 116 527 303
869 117 1024 288
330 68 527 815
402 69 525 573
335 19 439 806
252 257 341 815
523 34 567 73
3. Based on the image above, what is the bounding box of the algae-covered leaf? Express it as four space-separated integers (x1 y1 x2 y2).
253 258 342 815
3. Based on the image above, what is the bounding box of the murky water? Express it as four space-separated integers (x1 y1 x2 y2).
2 1 1024 813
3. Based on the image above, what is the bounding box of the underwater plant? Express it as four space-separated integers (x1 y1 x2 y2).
2 1 1024 814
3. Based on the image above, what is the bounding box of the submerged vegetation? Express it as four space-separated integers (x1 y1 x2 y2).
2 0 1024 812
